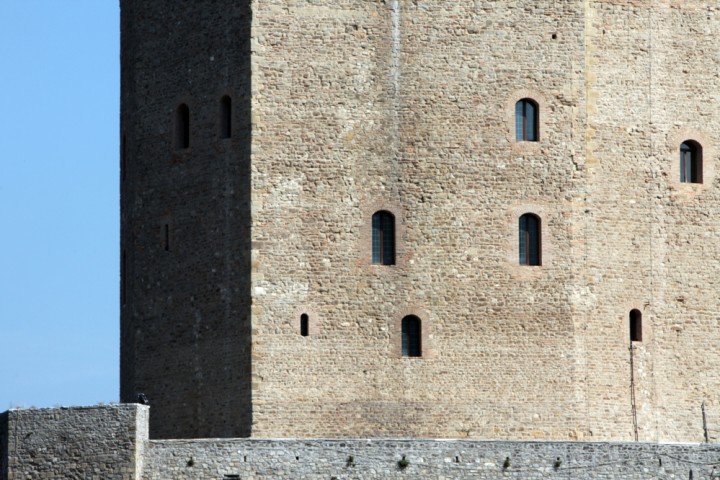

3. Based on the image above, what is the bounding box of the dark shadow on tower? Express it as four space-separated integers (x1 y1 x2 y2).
119 0 253 439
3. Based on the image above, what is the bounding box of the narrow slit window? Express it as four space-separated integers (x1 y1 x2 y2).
121 134 126 181
630 309 642 342
401 315 422 357
371 211 395 265
680 141 702 184
220 96 232 139
175 103 190 149
300 314 309 337
519 213 541 266
164 224 170 251
121 250 127 305
515 98 539 141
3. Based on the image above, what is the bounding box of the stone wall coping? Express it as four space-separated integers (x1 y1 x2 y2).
2 403 145 415
146 437 715 448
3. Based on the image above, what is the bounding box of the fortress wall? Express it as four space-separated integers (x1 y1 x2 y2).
4 406 720 479
583 1 720 442
250 0 589 441
143 437 720 479
0 404 148 480
582 0 661 443
119 0 720 442
646 3 720 444
120 0 254 439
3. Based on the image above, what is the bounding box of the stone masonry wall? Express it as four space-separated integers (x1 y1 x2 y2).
121 0 720 442
0 413 7 480
1 404 148 480
250 0 589 441
143 437 720 479
583 1 720 443
120 0 253 439
5 406 720 479
249 0 720 442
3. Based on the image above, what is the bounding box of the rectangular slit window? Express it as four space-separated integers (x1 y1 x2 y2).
121 250 127 305
121 134 126 181
300 314 309 337
630 310 642 342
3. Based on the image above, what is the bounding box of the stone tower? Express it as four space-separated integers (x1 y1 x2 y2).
121 0 720 442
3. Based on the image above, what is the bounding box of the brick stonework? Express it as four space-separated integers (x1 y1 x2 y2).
120 1 720 442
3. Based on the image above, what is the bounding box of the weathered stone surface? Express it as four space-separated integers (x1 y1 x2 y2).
142 437 720 480
0 404 148 480
119 0 720 443
5 406 720 479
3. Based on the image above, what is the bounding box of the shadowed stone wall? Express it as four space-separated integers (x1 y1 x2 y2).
0 413 7 480
120 0 253 439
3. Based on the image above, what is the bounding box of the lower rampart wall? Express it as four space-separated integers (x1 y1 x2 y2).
4 405 720 479
144 438 720 479
1 404 148 480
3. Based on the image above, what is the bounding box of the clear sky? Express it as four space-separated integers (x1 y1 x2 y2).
0 1 120 409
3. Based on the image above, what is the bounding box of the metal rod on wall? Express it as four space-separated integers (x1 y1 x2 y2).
630 345 639 442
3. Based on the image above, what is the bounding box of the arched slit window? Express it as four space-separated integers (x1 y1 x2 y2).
515 98 538 141
220 96 232 139
300 314 309 337
372 211 395 265
630 309 642 342
519 213 541 266
175 103 190 149
401 315 421 357
680 140 702 183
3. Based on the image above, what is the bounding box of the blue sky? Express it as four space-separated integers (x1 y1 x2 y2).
0 1 120 409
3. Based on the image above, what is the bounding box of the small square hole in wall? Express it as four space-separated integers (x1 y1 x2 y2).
551 33 558 39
